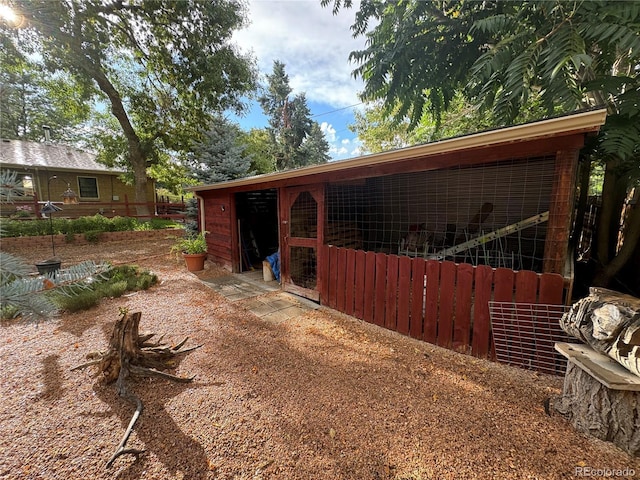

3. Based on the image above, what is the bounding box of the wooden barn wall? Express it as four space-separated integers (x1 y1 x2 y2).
201 190 235 269
320 245 566 363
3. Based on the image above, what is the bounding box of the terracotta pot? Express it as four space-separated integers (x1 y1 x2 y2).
183 252 206 272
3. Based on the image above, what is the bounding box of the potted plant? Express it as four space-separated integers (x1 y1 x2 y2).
171 231 208 272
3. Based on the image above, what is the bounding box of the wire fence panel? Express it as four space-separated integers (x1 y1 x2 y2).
489 302 573 376
321 245 569 365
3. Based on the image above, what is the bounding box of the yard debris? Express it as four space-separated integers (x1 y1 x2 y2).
72 308 201 468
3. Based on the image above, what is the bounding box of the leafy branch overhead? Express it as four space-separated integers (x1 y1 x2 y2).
4 0 257 215
326 0 640 291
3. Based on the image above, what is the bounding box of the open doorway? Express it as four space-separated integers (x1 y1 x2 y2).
235 189 279 271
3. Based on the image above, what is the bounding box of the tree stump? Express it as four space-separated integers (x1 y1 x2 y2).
72 309 201 468
551 360 640 457
553 289 640 456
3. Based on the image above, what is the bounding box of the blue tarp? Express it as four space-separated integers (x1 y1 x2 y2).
266 251 280 282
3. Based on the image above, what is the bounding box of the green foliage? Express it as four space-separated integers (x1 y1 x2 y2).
49 265 158 313
4 0 257 212
258 61 330 170
238 128 276 175
0 252 111 320
186 116 254 184
0 216 179 238
0 51 93 141
171 232 208 255
83 230 103 244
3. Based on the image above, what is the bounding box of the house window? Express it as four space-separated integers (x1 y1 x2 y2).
19 175 34 196
78 177 99 199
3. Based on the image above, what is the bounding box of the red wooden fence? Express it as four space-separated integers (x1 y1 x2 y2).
320 246 567 360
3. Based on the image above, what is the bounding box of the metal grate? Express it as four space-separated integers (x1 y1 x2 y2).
325 156 556 272
489 302 573 376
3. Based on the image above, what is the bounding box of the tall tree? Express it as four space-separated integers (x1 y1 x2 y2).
0 49 92 142
238 128 276 175
258 61 329 170
299 122 331 166
187 116 254 185
2 0 256 216
326 0 640 291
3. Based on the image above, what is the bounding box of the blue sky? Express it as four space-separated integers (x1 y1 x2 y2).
230 0 368 160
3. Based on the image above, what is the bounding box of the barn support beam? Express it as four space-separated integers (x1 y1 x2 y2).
544 148 581 275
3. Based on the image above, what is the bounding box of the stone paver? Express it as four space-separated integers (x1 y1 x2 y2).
200 272 319 321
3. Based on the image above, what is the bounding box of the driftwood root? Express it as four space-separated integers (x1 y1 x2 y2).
72 310 201 468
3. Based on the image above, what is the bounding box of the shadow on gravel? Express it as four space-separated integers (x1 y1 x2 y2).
93 379 209 479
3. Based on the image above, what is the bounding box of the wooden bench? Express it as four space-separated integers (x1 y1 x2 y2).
555 342 640 391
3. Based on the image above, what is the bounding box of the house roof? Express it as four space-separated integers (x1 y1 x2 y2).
189 108 607 193
0 139 124 174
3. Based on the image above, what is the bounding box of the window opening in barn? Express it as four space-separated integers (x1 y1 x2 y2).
290 191 317 238
325 156 555 272
235 189 278 269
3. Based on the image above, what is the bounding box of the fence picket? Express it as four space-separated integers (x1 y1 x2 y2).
454 263 474 350
385 255 399 330
437 261 456 348
424 260 440 343
363 252 376 323
472 265 493 357
354 250 366 319
410 259 426 339
374 253 387 327
397 256 412 335
345 249 356 316
337 248 347 312
328 246 338 309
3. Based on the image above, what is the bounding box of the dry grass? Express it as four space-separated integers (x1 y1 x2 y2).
1 239 638 479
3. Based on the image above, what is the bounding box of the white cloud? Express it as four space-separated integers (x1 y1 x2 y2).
233 0 365 107
341 138 350 145
320 122 337 142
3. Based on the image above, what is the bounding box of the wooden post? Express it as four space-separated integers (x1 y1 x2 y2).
543 148 580 274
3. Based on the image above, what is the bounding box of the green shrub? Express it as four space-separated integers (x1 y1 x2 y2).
84 230 103 243
0 216 180 237
49 264 158 313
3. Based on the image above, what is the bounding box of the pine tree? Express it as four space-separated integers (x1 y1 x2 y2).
187 116 254 184
258 61 330 170
299 122 331 166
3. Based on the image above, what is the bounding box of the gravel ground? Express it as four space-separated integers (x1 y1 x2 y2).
1 238 638 480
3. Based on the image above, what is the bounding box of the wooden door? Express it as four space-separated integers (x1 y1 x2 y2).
280 186 324 301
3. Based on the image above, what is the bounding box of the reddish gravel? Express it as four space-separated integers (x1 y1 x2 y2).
1 238 638 479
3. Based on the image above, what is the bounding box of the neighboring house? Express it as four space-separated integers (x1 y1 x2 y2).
0 139 155 218
189 109 607 365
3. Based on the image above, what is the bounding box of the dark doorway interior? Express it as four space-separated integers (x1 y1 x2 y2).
235 189 279 269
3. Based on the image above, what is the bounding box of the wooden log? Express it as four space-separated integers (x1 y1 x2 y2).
551 361 640 457
561 287 640 377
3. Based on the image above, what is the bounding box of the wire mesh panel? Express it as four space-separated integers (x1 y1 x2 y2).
290 191 317 238
489 302 573 375
325 156 556 272
290 246 317 289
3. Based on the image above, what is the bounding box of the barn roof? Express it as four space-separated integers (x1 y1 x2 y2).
0 139 124 174
189 108 607 193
